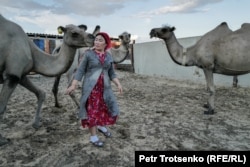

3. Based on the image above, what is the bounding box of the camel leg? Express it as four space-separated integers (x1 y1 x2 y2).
69 93 80 108
0 75 3 84
203 70 215 114
0 75 19 117
19 76 45 129
52 75 62 108
52 74 80 108
202 69 209 108
203 69 209 91
232 75 238 87
66 70 80 108
0 75 19 146
68 79 80 108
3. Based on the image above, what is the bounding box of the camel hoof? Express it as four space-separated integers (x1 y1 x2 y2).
55 104 62 108
204 109 215 115
203 103 209 108
0 106 7 118
0 113 3 120
32 122 41 130
0 134 11 146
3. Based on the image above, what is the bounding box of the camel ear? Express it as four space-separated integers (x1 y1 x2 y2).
78 24 87 31
170 27 176 32
93 25 101 35
95 25 101 30
57 26 65 34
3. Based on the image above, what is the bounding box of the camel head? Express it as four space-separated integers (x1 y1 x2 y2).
57 24 95 48
119 32 131 45
150 26 176 40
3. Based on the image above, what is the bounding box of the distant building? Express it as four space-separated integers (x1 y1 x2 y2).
26 33 63 54
26 33 121 54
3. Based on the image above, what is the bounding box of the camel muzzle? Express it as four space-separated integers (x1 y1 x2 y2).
149 29 158 38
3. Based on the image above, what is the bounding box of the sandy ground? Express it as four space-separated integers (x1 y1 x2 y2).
0 70 250 167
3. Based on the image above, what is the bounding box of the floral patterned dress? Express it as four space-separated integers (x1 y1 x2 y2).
81 52 117 128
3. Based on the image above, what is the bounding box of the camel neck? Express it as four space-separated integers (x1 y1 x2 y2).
31 41 76 76
164 33 185 66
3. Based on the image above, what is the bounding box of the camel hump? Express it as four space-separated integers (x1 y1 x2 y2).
241 23 250 29
220 22 228 26
212 22 231 33
219 22 230 29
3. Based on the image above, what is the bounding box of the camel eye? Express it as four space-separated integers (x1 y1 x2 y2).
162 28 168 33
88 34 95 39
72 32 79 38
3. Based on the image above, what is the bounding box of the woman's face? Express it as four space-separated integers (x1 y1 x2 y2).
94 35 107 52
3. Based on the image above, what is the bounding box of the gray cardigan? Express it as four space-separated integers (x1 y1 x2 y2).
74 49 119 119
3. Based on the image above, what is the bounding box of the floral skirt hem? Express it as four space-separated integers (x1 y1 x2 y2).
81 116 118 128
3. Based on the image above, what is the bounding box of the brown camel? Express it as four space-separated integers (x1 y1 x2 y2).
0 14 95 145
52 31 131 108
150 22 250 114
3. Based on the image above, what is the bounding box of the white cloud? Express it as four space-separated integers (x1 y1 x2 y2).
14 11 78 34
0 0 146 33
134 0 223 18
1 0 145 17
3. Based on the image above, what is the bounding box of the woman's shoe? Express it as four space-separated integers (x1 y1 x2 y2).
91 140 104 147
98 129 112 137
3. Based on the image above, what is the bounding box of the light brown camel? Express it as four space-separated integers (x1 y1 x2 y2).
0 14 95 145
108 31 131 64
52 25 101 108
52 31 131 108
150 22 250 114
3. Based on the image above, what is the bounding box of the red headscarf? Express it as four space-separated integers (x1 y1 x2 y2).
96 32 111 50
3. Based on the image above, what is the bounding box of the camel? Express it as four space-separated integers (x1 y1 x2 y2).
51 25 101 108
52 31 131 108
150 22 250 114
0 14 95 145
108 31 131 64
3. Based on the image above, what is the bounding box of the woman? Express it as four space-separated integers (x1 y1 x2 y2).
66 32 123 147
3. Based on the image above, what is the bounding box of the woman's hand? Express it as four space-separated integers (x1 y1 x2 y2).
112 78 123 94
66 80 78 95
66 85 77 95
117 83 123 94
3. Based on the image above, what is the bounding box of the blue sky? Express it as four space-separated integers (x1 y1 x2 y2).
1 0 249 43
